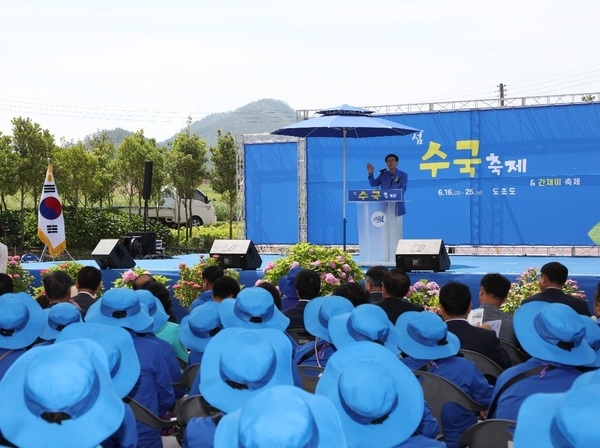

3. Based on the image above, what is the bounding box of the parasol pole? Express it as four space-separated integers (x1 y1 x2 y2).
342 129 347 252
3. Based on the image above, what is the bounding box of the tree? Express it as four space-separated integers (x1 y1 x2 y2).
114 130 160 211
10 117 55 244
210 130 238 238
167 119 209 241
52 141 99 222
88 132 117 208
0 133 18 212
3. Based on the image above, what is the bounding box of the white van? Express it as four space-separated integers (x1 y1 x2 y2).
159 186 218 226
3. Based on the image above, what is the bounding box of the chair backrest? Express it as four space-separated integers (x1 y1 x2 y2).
458 419 516 448
413 370 488 436
176 356 188 371
176 394 221 426
287 328 316 346
176 363 200 390
124 396 178 430
498 339 530 365
297 364 324 393
459 349 505 381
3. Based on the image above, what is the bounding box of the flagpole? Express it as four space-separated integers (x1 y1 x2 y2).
342 129 347 252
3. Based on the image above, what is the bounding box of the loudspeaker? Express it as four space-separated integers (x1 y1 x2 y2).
92 239 136 270
395 239 451 272
123 231 157 258
209 239 262 270
142 160 153 200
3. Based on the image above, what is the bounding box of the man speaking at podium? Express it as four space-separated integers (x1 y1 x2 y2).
366 153 407 240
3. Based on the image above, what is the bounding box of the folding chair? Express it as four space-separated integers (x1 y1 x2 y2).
172 363 200 390
458 418 516 448
413 370 488 438
297 364 324 393
459 349 505 383
286 328 316 346
498 339 530 365
176 395 221 427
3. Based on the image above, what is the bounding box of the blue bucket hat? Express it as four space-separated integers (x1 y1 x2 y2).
304 296 354 343
514 302 595 366
0 340 124 448
219 287 289 331
395 311 460 360
85 288 153 332
200 327 294 413
179 301 222 353
135 289 169 332
0 292 45 349
580 316 600 368
55 322 141 398
278 266 302 299
328 303 399 355
214 385 346 448
40 303 82 341
514 383 600 447
316 342 424 448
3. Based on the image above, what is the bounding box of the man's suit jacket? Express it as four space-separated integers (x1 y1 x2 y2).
521 287 591 316
374 297 424 325
283 300 309 329
71 292 96 314
446 319 512 370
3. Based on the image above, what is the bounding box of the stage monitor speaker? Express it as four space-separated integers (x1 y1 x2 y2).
395 239 451 272
209 239 262 270
92 239 136 270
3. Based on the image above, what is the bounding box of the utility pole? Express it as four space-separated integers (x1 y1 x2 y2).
498 83 506 106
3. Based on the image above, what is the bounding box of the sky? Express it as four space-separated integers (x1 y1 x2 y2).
1 0 599 143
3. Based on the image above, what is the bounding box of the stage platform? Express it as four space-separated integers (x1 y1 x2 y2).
23 251 600 322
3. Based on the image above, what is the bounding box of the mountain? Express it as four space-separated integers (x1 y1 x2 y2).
84 99 296 149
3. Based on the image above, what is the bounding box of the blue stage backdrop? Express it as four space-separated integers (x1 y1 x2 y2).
244 103 600 246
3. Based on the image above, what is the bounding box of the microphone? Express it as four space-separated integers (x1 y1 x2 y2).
379 168 386 173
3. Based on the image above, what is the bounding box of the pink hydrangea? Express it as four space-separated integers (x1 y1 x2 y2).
290 261 300 268
328 261 337 269
122 270 138 283
324 273 338 285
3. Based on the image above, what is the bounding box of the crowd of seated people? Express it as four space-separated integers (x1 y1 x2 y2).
0 261 596 448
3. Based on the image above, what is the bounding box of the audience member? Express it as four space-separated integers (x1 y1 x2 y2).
41 271 76 310
0 340 125 448
85 288 175 448
132 273 154 291
184 327 295 447
0 224 6 274
277 266 301 310
135 290 185 399
514 380 599 447
294 296 354 369
0 273 14 296
219 287 289 331
283 268 321 329
189 265 224 309
328 303 399 355
396 311 493 447
140 280 177 323
488 301 595 421
0 293 45 380
38 302 82 342
138 284 189 363
56 323 141 448
256 280 282 309
211 276 240 303
213 385 346 448
474 273 518 346
316 342 445 448
521 261 591 316
364 265 388 302
439 281 511 370
71 265 102 314
332 282 370 307
375 268 424 324
179 301 222 366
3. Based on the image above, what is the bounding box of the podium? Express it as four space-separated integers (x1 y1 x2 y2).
348 189 403 266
